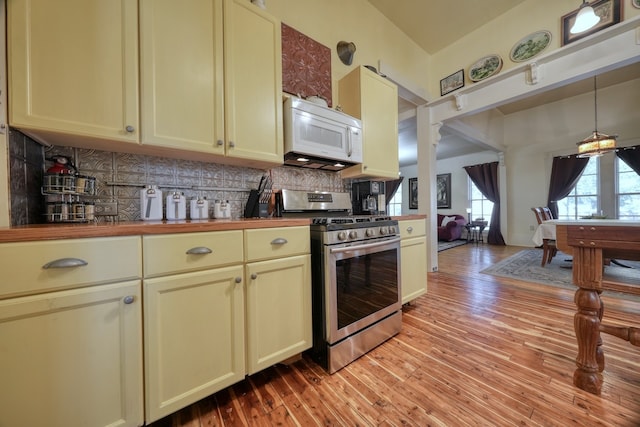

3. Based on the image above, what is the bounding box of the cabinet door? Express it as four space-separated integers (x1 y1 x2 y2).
8 0 139 143
223 0 283 166
339 66 398 179
401 237 427 304
144 266 245 422
0 281 143 427
245 254 311 375
140 0 225 154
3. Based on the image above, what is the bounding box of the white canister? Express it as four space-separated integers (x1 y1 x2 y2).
166 192 186 220
214 200 231 219
140 185 163 220
190 197 209 220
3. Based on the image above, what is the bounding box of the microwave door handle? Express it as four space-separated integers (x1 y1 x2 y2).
347 129 353 157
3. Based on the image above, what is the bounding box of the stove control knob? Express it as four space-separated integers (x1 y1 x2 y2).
379 227 388 235
337 231 348 241
388 226 396 234
365 228 375 237
349 230 358 239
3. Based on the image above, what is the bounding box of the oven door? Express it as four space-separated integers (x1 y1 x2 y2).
325 236 401 344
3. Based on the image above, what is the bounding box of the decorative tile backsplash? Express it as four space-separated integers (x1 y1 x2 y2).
9 129 348 225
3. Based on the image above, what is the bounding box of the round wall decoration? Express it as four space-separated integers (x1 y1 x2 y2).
468 54 503 82
510 30 552 63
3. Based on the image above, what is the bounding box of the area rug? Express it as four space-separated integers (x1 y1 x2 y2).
481 248 640 297
438 239 467 252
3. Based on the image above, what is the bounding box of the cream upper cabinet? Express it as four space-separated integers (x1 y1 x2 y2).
223 0 283 166
7 0 139 144
140 0 283 167
244 226 312 375
399 219 427 304
139 0 224 155
338 66 399 180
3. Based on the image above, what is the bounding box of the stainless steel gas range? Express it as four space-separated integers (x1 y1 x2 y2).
280 190 402 373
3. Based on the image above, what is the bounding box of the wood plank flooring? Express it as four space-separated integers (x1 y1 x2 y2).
148 244 640 426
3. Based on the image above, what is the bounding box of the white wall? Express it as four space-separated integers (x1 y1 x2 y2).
435 151 500 218
398 164 417 215
504 78 640 246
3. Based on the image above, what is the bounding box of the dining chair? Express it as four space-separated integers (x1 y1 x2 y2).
531 207 557 267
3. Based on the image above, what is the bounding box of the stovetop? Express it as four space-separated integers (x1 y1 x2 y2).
311 215 393 225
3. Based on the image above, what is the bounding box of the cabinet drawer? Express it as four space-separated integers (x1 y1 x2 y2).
244 226 309 262
400 219 426 238
0 236 141 299
143 231 243 277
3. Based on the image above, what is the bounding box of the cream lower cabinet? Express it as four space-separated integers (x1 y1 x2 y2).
244 226 312 375
0 237 144 427
399 219 428 304
338 65 399 180
143 231 245 423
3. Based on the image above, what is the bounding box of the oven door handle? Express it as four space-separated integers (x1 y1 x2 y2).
329 237 400 254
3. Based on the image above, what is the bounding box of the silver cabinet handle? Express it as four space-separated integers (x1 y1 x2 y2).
42 258 88 269
125 125 135 133
251 273 257 280
407 226 413 233
186 246 213 255
229 141 235 148
235 277 242 283
271 238 288 245
123 295 135 304
216 139 224 146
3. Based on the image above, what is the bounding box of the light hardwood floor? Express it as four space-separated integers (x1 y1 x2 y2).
149 244 640 426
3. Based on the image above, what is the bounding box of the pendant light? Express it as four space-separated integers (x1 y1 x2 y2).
570 1 600 34
576 76 617 158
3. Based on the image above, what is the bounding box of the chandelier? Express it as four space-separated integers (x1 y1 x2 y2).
576 76 617 158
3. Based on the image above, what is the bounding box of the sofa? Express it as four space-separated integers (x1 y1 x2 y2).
437 214 466 241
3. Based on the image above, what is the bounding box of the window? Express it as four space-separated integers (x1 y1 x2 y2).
468 179 493 225
556 156 599 220
388 182 402 216
616 157 640 220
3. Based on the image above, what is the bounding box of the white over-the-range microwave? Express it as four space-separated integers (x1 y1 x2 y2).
283 97 362 171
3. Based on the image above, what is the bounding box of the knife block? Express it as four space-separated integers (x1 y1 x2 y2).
244 189 260 218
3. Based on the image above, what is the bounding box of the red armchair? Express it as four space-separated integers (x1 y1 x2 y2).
437 214 466 241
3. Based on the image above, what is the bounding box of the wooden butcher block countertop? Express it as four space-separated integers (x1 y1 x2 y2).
0 218 312 243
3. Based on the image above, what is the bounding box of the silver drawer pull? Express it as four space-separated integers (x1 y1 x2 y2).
42 258 88 269
186 246 213 255
123 295 135 304
407 226 413 233
271 238 288 245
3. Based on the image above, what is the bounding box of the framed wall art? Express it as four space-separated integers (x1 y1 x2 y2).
409 177 418 209
436 173 451 209
440 69 464 96
561 0 622 46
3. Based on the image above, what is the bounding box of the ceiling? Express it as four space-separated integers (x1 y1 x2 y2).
367 0 528 55
368 1 640 166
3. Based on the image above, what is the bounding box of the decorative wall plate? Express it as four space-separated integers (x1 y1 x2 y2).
468 54 503 82
510 30 552 63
